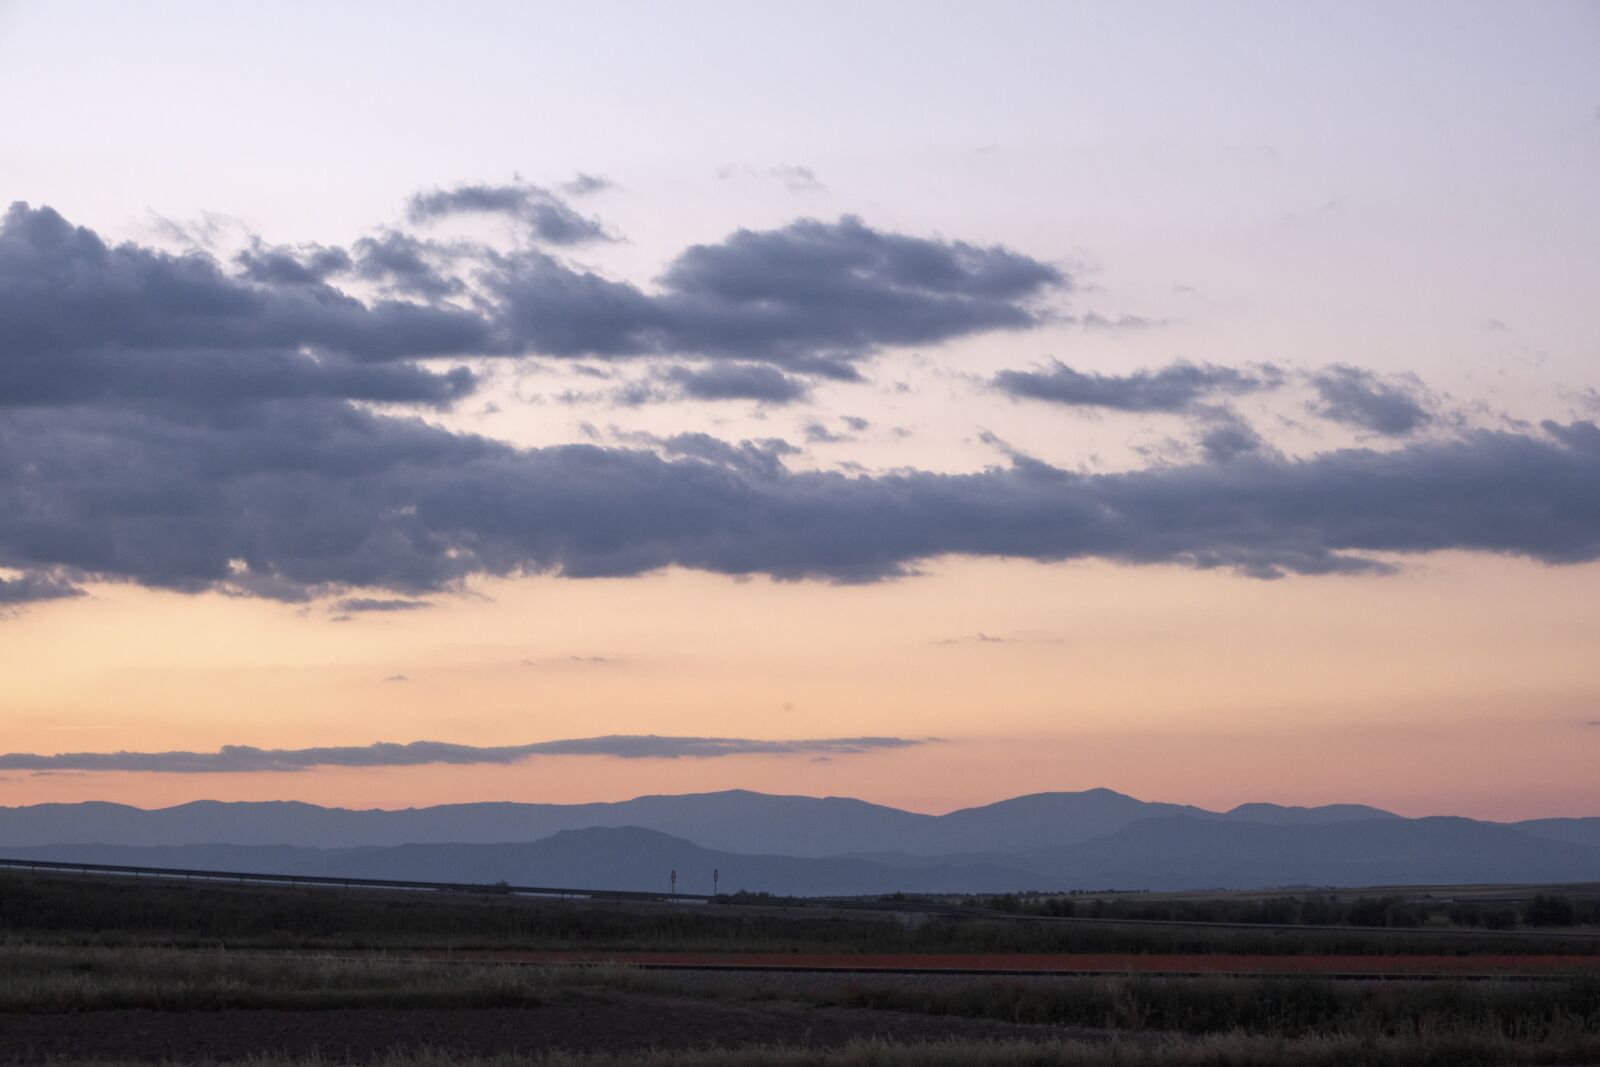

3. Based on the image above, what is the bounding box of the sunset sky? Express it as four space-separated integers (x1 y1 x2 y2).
1 1 1597 820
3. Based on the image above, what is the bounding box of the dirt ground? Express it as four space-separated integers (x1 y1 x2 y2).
0 988 1117 1063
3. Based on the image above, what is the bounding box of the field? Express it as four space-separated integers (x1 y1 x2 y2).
3 870 1600 1065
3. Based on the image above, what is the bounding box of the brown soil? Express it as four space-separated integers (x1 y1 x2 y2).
438 949 1600 976
0 990 1115 1063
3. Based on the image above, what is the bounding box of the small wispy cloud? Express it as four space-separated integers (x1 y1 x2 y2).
716 163 825 192
934 631 1061 646
522 654 620 667
0 735 935 774
936 632 1009 645
337 598 434 613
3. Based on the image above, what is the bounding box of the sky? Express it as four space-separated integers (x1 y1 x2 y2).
1 0 1598 820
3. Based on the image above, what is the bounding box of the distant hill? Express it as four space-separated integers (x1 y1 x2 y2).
0 792 931 856
5 789 1598 894
3 828 1051 896
1510 818 1600 850
8 815 1599 895
1020 815 1600 891
1216 802 1402 824
0 788 1404 856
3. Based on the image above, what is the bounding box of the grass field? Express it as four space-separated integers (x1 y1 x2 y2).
5 871 1597 957
5 871 1600 1064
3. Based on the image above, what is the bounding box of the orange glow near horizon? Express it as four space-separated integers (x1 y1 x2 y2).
3 552 1598 822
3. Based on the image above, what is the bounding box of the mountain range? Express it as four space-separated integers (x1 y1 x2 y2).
3 789 1597 895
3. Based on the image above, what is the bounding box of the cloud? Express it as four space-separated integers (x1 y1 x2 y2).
488 214 1065 374
561 173 611 197
0 735 931 773
1308 365 1434 436
1193 405 1271 463
657 363 810 404
0 203 494 366
5 384 1600 596
336 597 433 613
2 345 475 411
619 431 801 478
407 180 610 245
5 202 1600 601
718 164 826 192
7 202 1061 391
1078 311 1162 330
935 632 1009 645
521 654 618 667
234 241 353 286
382 674 409 683
994 360 1279 413
350 231 467 300
0 569 84 607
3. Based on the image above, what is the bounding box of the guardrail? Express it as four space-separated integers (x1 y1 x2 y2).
0 855 712 903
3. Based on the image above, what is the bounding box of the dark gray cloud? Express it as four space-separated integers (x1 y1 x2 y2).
488 214 1064 373
335 597 433 613
0 569 84 607
1194 406 1270 463
5 202 1599 602
4 389 1599 595
1309 365 1434 435
0 203 493 372
234 242 353 286
659 363 810 404
601 364 811 406
7 203 1061 390
994 360 1279 412
350 231 466 300
0 735 929 773
622 431 801 479
407 180 610 245
1 345 475 410
804 420 851 444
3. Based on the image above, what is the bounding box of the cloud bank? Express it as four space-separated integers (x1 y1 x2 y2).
2 202 1062 386
0 736 931 773
487 214 1064 375
3 199 1599 605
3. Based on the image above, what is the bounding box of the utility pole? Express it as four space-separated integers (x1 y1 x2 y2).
713 867 719 896
670 868 677 897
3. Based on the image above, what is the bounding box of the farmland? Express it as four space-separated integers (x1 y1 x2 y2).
4 868 1600 1064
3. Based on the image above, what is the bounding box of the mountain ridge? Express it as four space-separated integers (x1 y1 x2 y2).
0 788 1412 855
9 816 1600 895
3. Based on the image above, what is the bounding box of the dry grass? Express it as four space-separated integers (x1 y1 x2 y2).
3 945 1599 1044
0 945 578 1012
33 1031 1600 1067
